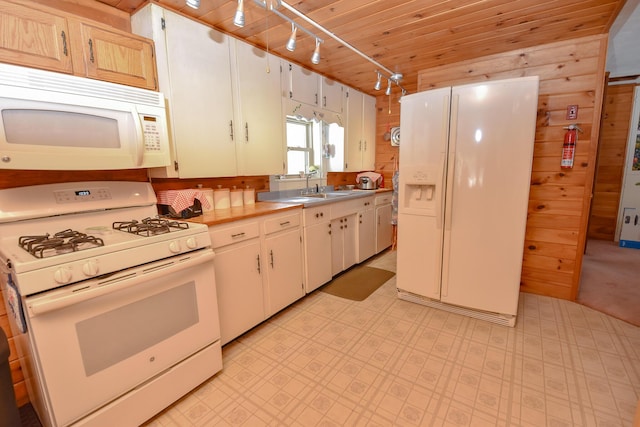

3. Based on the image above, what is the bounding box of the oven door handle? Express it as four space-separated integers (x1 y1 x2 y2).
28 250 215 316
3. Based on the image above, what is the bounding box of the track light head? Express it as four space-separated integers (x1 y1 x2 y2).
186 0 200 8
233 0 245 27
390 72 403 83
374 72 382 91
286 24 297 52
311 39 321 64
385 79 392 96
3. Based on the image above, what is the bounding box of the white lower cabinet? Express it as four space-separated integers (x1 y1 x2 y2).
209 210 303 345
358 197 376 262
263 213 304 315
331 215 357 276
375 194 393 253
302 206 332 293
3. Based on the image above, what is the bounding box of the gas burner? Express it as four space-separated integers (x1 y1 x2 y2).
18 230 105 259
112 217 190 237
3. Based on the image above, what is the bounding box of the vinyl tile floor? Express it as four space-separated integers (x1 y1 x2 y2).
145 250 640 427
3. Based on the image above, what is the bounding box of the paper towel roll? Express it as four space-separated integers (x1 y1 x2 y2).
213 188 230 210
231 188 244 207
243 188 255 205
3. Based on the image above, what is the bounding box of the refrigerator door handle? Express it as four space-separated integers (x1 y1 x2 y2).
444 94 459 232
435 94 450 232
442 93 459 298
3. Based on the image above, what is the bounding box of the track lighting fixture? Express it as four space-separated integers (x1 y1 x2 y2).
233 0 245 27
286 23 297 52
310 38 321 64
186 0 200 8
242 0 406 93
374 72 382 91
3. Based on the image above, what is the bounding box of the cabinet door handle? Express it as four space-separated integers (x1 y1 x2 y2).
61 31 68 56
229 120 234 141
323 96 327 107
257 254 261 273
88 39 95 63
315 93 318 105
270 249 274 268
245 122 249 142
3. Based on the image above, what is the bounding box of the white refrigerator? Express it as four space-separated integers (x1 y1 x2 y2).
396 76 539 327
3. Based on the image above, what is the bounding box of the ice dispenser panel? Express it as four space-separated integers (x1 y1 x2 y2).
400 168 439 216
404 183 436 213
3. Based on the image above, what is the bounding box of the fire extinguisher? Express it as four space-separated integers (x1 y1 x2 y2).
561 124 583 169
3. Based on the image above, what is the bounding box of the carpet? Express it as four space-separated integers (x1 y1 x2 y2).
578 239 640 327
320 265 395 301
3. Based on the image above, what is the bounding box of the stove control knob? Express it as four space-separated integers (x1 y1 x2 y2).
169 240 181 253
186 237 198 249
54 267 72 284
82 260 99 277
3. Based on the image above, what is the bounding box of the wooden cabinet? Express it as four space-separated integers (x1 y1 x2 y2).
262 213 304 315
232 41 284 176
345 88 376 171
302 205 332 293
331 215 357 276
358 197 376 262
0 0 156 89
209 210 303 345
68 20 157 89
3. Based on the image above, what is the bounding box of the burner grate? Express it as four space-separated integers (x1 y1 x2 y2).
112 217 189 237
18 230 105 259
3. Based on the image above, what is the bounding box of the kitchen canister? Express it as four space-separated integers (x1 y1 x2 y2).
230 187 244 207
213 187 230 210
198 186 214 212
243 187 255 205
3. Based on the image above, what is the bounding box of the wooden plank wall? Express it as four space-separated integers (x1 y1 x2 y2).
401 34 608 301
588 84 636 240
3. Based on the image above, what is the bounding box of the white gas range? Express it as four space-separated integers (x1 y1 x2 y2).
0 181 222 427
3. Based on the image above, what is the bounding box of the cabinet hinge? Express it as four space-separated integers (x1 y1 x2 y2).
174 161 179 171
289 64 292 71
161 17 166 30
289 91 293 99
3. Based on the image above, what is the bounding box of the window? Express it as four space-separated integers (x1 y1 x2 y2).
286 116 314 175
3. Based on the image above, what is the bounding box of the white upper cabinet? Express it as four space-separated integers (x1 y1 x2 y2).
345 88 376 171
132 5 236 178
284 61 318 106
320 77 344 113
132 4 284 178
231 41 284 175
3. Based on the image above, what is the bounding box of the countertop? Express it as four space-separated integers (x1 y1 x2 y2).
186 188 392 227
186 202 303 227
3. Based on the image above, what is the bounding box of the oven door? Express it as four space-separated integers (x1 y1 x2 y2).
24 249 220 427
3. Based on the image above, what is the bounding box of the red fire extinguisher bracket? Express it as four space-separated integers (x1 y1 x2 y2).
560 124 583 169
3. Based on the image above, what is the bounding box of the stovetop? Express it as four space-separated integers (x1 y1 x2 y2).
0 181 212 296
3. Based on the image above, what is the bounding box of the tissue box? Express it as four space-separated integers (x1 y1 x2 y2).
158 199 202 219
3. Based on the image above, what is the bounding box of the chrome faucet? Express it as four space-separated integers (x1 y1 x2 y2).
303 170 318 195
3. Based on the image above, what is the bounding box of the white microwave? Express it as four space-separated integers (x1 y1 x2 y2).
0 63 170 170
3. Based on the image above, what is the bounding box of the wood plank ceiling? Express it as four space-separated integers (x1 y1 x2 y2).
99 0 625 97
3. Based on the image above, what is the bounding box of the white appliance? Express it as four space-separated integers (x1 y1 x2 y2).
616 85 640 247
396 76 539 327
0 181 222 427
0 63 170 170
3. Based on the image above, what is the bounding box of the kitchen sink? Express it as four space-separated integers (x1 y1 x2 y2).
299 192 351 199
